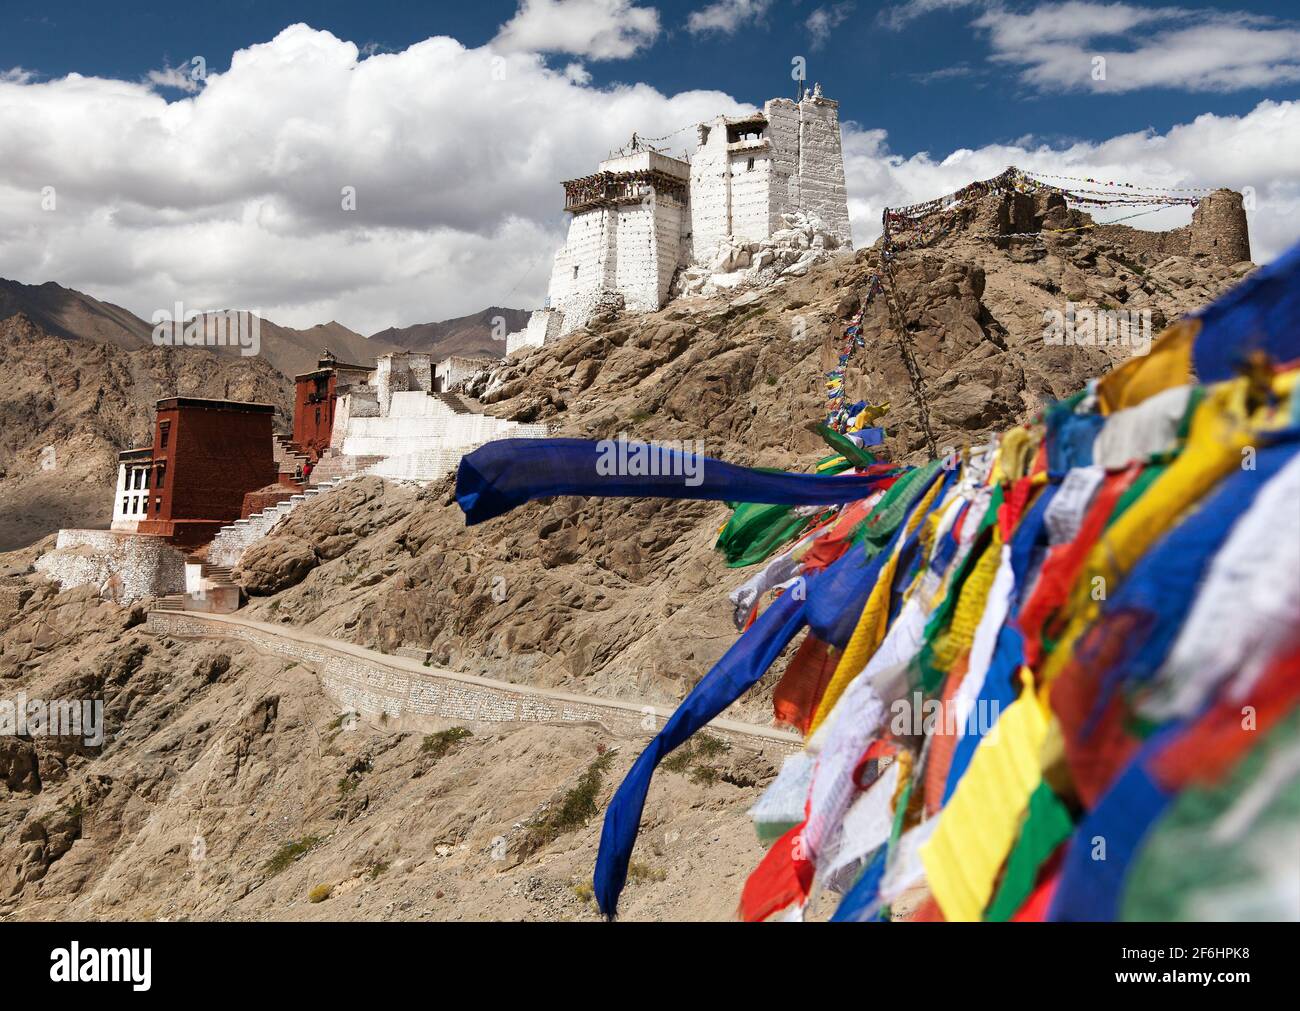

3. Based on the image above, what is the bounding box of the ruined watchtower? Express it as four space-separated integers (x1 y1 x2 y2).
1190 189 1251 265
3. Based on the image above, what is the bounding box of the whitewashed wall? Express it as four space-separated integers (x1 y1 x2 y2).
35 530 186 602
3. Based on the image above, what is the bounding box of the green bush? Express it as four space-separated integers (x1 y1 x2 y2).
420 727 472 759
525 751 614 852
264 835 322 877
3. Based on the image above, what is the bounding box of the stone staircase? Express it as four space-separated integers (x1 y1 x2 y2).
308 447 385 486
273 433 311 481
430 391 475 414
192 559 238 591
155 594 187 612
206 477 348 568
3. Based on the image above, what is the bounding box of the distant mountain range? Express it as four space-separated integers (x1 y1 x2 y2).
371 306 530 360
0 278 527 379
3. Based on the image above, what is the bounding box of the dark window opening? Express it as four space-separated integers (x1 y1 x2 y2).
154 497 162 514
155 463 166 489
573 265 580 280
747 158 755 171
159 422 170 449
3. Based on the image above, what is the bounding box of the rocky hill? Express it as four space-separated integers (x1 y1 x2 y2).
0 197 1253 920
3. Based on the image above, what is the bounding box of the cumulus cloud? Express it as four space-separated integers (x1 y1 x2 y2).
807 3 856 49
0 25 746 332
0 23 1295 339
686 0 773 35
492 0 661 60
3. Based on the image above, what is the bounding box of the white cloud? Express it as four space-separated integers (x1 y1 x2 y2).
0 24 747 332
686 0 773 35
146 64 203 93
807 3 856 49
0 23 1295 342
493 0 661 60
840 98 1300 262
886 1 1300 94
563 62 593 84
880 0 986 31
1 67 35 84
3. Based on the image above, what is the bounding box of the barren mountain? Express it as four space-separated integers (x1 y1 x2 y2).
0 195 1253 920
0 279 154 349
197 315 392 380
0 277 398 381
369 306 529 359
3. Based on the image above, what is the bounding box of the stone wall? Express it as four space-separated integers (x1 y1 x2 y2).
728 142 773 244
35 529 187 602
765 100 801 234
1091 223 1192 260
789 95 851 245
689 121 732 261
506 308 563 356
329 388 380 450
433 356 493 393
145 611 800 757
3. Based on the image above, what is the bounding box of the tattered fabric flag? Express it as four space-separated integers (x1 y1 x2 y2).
455 437 900 526
593 581 813 918
1191 241 1300 382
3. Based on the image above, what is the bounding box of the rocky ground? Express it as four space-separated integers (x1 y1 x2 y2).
0 567 778 921
0 195 1251 920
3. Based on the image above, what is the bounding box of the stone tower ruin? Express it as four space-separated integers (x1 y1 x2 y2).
1189 188 1251 266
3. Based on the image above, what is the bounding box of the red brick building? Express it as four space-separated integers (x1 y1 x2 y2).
293 352 372 461
131 397 278 548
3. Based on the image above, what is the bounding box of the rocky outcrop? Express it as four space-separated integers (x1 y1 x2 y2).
673 211 847 299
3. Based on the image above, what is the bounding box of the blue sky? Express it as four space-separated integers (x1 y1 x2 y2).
6 0 1297 155
1 1 1298 330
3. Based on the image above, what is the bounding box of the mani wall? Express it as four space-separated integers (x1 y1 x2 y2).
145 610 800 757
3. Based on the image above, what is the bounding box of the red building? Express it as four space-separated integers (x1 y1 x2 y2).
132 397 279 548
293 351 373 462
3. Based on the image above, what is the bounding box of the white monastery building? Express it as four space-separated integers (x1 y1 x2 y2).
508 86 852 353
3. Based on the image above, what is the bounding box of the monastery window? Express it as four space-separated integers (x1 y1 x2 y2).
573 265 580 280
122 497 129 515
159 421 170 449
154 497 161 514
155 463 166 489
747 158 755 172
